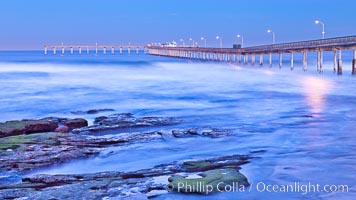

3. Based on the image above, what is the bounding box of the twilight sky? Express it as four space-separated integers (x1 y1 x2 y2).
0 0 355 50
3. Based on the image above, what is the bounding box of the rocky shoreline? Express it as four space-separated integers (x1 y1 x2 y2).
0 112 252 199
0 155 250 199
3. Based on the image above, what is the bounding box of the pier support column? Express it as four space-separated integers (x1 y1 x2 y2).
120 47 122 55
103 47 107 55
251 54 255 65
53 47 56 55
128 47 131 55
44 47 47 55
70 47 73 55
290 52 294 70
62 47 65 56
333 50 337 72
244 54 248 64
320 51 323 72
238 54 241 64
303 51 307 71
352 49 356 75
279 53 282 68
95 47 98 55
111 47 115 55
317 51 321 72
317 50 323 73
337 50 342 75
259 54 263 66
79 47 82 55
269 53 272 67
136 47 139 55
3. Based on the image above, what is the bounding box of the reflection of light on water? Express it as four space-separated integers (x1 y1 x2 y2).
301 76 334 114
262 70 275 76
227 63 242 70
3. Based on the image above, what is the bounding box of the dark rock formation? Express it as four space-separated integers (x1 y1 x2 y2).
64 118 88 130
74 113 181 134
55 126 69 133
0 120 58 138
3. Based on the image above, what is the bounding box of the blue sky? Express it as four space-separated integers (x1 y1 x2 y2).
0 0 356 50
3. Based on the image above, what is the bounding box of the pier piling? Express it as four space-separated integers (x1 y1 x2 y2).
269 53 272 67
338 50 342 75
290 52 294 70
353 49 356 75
303 51 307 71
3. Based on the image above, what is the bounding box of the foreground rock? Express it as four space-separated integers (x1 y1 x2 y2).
0 132 126 171
0 120 58 138
64 118 88 130
0 125 236 172
168 168 249 194
0 155 251 199
74 113 181 134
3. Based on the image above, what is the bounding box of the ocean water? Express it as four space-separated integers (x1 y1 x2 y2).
0 51 355 199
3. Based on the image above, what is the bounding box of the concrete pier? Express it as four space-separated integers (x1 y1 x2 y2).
333 50 337 72
338 50 342 75
303 51 307 71
353 49 356 75
290 52 294 70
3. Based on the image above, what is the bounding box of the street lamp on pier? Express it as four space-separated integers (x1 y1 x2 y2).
237 34 244 48
180 38 185 46
216 35 222 48
315 20 325 39
267 30 275 44
189 38 195 47
201 37 207 47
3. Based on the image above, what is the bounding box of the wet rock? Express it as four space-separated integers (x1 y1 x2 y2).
0 120 58 138
94 116 108 124
0 132 129 171
74 113 180 134
71 109 115 115
55 126 69 133
0 154 250 199
64 118 88 130
168 168 249 194
172 127 232 138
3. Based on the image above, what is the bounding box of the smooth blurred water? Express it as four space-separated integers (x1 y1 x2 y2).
0 51 355 199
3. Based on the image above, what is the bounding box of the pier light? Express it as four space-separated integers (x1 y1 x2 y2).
315 20 325 39
201 37 207 48
180 38 185 46
189 38 195 47
216 35 222 48
267 30 275 44
237 34 244 48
